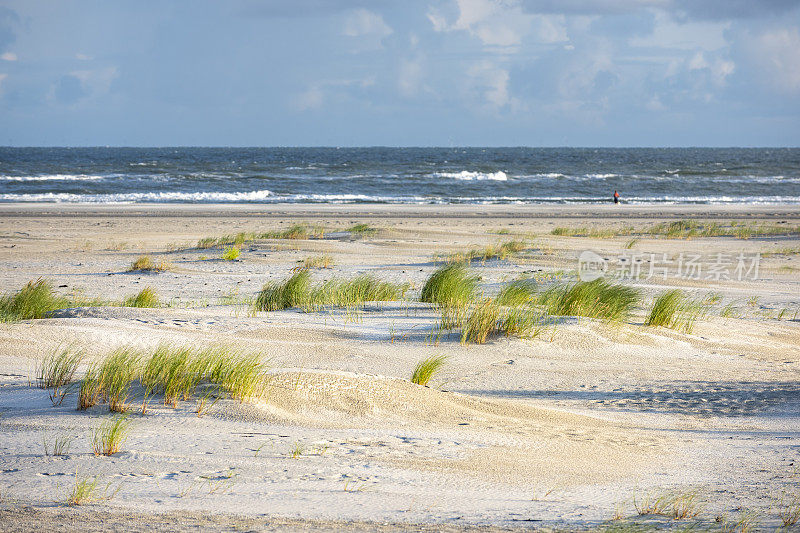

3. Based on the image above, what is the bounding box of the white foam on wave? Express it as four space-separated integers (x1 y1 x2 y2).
0 190 273 203
585 173 618 179
433 170 508 181
0 174 107 181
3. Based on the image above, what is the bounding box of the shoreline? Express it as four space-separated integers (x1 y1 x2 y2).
1 202 799 219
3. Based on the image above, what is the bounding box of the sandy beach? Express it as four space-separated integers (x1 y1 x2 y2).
1 203 799 531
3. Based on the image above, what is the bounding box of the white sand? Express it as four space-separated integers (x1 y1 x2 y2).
0 203 798 530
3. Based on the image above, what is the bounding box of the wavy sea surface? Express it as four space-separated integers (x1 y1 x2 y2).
1 147 798 205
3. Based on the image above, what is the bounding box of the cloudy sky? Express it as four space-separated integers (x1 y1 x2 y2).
0 0 799 146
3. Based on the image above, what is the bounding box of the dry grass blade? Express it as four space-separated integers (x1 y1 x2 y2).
780 493 800 527
128 255 170 272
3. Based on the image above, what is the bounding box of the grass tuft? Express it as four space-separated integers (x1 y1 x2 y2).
303 255 334 269
411 355 447 386
495 279 536 307
222 246 241 261
128 255 170 272
420 264 479 328
37 347 83 406
67 474 100 506
100 349 140 412
542 279 639 321
92 415 130 456
461 299 502 344
645 290 702 333
122 287 160 308
43 433 74 456
347 223 377 235
440 240 526 264
0 279 71 321
780 493 800 527
254 270 408 312
254 270 313 311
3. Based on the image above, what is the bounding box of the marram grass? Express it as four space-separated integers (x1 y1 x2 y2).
122 287 160 308
645 289 703 333
542 279 639 321
0 279 71 321
253 270 408 312
128 255 170 272
76 345 269 412
495 279 536 307
92 415 130 456
37 347 83 389
254 270 312 311
420 264 479 328
67 474 100 506
411 355 447 386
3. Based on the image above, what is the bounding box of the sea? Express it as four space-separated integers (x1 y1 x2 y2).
1 147 798 205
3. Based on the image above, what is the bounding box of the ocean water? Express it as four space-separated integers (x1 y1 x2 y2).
1 147 798 205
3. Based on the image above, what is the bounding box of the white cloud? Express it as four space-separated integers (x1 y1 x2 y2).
688 51 734 84
398 58 424 97
343 9 392 38
630 11 729 51
429 0 567 48
467 60 516 109
75 53 93 61
293 86 324 111
1 52 17 61
70 66 118 94
646 94 666 111
752 27 800 93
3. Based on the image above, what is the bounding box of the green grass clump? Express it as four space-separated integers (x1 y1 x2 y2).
67 474 100 506
442 240 526 264
542 279 639 321
92 415 129 456
37 347 83 405
100 349 141 412
128 255 170 272
551 226 629 238
122 287 160 308
37 347 83 390
411 355 447 386
311 275 408 310
222 246 241 261
254 270 312 311
347 223 377 235
421 264 479 328
461 299 502 344
0 279 71 321
75 345 269 412
645 290 702 333
254 270 407 312
495 280 536 307
459 283 548 344
78 363 104 411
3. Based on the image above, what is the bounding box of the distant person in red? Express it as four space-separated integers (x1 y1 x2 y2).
613 190 620 204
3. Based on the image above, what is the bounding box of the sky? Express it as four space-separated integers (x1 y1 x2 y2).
0 0 799 147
